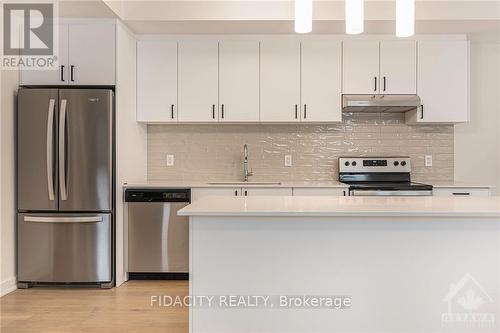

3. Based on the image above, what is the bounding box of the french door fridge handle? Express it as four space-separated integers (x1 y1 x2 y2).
46 99 56 201
24 216 103 223
59 99 68 201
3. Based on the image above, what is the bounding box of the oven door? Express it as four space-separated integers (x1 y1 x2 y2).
351 189 433 196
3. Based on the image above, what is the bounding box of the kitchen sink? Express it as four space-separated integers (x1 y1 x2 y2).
207 181 282 186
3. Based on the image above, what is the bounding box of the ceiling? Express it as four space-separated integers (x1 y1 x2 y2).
57 0 500 41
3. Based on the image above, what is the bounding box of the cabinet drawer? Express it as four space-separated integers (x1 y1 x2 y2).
242 188 292 196
293 188 347 196
191 188 240 201
433 188 491 197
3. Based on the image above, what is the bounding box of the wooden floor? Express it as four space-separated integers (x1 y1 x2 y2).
0 281 188 333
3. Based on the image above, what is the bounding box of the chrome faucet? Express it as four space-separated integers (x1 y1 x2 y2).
243 144 253 182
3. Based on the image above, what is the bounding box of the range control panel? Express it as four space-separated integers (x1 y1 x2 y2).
339 157 411 173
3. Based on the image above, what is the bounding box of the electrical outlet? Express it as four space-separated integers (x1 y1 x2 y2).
425 155 433 167
285 155 292 167
166 154 174 166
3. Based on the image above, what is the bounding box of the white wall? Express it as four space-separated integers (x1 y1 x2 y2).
1 69 18 296
115 21 147 286
454 43 500 194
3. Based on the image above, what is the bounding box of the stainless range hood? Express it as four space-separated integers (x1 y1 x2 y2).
342 95 421 113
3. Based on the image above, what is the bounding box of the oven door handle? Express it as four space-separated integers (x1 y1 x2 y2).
351 190 433 196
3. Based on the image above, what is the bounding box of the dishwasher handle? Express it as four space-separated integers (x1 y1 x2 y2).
125 188 191 203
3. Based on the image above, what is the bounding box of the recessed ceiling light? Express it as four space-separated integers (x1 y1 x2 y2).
345 0 364 35
295 0 312 34
396 0 415 37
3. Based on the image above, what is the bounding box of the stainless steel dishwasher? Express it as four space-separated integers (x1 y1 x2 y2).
125 188 190 279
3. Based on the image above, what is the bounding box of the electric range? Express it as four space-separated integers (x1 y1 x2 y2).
339 157 433 196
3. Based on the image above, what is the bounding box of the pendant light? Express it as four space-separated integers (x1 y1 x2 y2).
345 0 364 35
295 0 312 33
396 0 415 37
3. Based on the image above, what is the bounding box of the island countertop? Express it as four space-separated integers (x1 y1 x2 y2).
178 195 500 217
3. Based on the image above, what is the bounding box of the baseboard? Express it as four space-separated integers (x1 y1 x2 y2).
0 276 17 297
115 273 127 287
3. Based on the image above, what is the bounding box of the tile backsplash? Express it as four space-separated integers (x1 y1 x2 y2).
148 113 454 183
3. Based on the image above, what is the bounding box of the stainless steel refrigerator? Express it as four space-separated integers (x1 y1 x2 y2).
17 88 114 288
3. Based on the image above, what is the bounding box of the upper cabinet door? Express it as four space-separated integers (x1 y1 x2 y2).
343 40 380 94
218 41 260 122
20 23 69 85
178 41 219 122
137 41 178 123
68 22 115 85
301 40 342 122
260 40 301 122
379 41 416 94
416 41 468 123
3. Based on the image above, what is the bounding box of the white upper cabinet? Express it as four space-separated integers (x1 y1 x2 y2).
406 41 469 124
379 41 416 94
68 22 115 85
133 36 468 125
218 41 260 122
301 40 342 122
178 40 219 122
20 20 115 86
137 41 178 123
343 40 417 95
260 40 301 122
20 23 68 85
343 41 380 94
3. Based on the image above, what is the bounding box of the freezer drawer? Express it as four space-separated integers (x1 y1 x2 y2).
128 202 189 273
17 213 112 283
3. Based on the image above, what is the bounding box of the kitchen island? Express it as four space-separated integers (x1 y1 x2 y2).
178 196 500 333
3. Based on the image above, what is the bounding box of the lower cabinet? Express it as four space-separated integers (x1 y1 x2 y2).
433 188 491 197
293 188 348 196
241 188 292 197
191 188 241 202
191 187 293 201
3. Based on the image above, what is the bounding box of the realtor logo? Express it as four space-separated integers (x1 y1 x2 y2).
3 2 53 55
2 1 58 69
441 273 496 329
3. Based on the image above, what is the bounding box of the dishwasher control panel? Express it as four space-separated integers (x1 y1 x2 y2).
125 189 191 202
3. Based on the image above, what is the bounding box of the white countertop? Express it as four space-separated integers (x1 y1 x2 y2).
178 196 500 217
123 180 348 189
123 180 493 190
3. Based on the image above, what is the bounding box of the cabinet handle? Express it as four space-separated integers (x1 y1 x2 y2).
304 104 307 119
221 104 224 119
60 65 65 82
383 76 387 92
452 192 471 196
420 105 424 119
374 77 377 92
212 104 215 119
70 65 75 82
295 104 298 119
235 190 238 196
171 104 174 119
244 190 248 196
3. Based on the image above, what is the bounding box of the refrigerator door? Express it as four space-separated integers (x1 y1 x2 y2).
58 89 113 211
17 213 112 283
17 88 59 211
